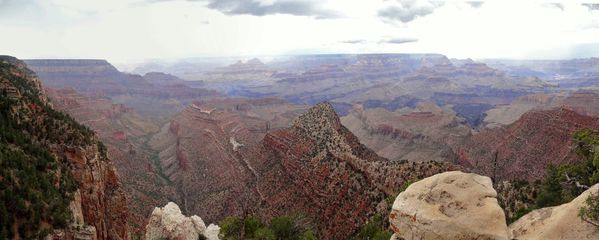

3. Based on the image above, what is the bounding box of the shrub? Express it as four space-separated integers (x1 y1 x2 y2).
253 227 276 240
270 215 295 239
579 190 599 228
218 214 316 240
535 165 564 208
353 214 393 240
299 230 317 240
219 216 242 240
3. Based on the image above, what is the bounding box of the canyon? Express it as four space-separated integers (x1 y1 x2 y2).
457 108 599 181
13 53 599 239
148 100 456 239
24 59 222 119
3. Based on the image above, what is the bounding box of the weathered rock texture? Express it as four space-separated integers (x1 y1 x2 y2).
249 102 457 239
46 87 173 236
148 98 309 224
388 171 599 240
0 56 129 239
145 202 219 240
484 91 599 128
509 184 599 240
456 108 599 181
148 100 455 239
389 171 508 240
341 102 469 162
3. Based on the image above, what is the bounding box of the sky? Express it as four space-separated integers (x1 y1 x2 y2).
1 0 599 63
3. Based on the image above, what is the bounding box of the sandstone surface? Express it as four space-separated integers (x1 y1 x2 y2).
509 184 599 240
389 171 508 240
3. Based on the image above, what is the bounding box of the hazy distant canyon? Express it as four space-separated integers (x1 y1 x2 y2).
3 53 598 239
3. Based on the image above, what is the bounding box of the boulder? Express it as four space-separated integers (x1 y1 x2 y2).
389 171 509 240
145 202 219 240
205 224 221 240
509 184 599 240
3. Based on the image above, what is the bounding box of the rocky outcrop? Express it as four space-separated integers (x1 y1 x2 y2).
388 171 599 240
562 91 599 117
145 202 219 240
0 56 129 239
148 98 308 224
389 171 508 240
148 100 455 240
62 144 130 240
484 91 599 128
250 102 457 239
456 108 599 181
46 87 169 237
509 184 599 240
340 102 469 162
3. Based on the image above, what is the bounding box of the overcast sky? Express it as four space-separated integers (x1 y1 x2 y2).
1 0 598 63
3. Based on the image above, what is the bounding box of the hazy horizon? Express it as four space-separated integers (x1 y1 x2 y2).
1 0 599 63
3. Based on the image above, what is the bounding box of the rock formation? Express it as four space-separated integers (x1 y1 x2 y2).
249 102 457 239
389 171 509 240
46 87 174 236
147 98 309 224
341 102 469 162
456 108 599 181
212 58 270 75
483 57 599 88
484 91 599 128
509 184 599 240
25 59 221 118
0 55 129 239
203 58 274 82
145 202 219 240
388 171 599 240
143 72 188 86
148 100 455 239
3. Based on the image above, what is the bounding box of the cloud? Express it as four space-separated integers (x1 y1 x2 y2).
583 3 599 10
169 0 339 18
378 0 444 23
381 37 418 44
466 1 484 8
341 39 367 44
546 3 564 11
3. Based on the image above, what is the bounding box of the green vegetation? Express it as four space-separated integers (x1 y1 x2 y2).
535 165 564 208
219 214 317 240
505 128 599 224
573 129 599 228
352 214 393 240
0 60 95 238
536 129 599 206
579 191 599 228
508 129 599 225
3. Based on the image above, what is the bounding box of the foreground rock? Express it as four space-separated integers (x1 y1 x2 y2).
389 171 508 240
145 202 219 240
509 184 599 240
